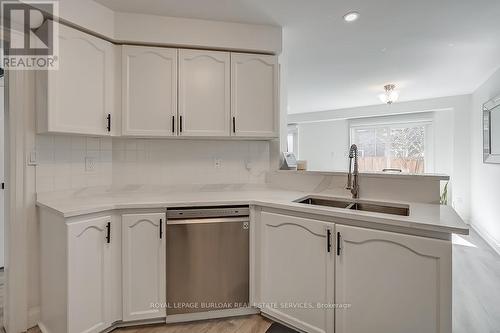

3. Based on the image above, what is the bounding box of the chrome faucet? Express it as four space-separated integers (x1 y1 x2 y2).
346 144 359 199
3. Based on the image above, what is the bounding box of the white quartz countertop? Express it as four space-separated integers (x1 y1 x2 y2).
36 184 469 236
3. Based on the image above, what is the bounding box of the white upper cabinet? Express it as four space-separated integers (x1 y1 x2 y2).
36 22 116 136
259 212 334 333
35 24 280 139
178 49 231 136
231 53 279 137
122 46 178 136
122 213 166 321
335 225 452 333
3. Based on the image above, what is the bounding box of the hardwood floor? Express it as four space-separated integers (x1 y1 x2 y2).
27 315 272 333
25 229 500 333
453 229 500 333
113 315 272 333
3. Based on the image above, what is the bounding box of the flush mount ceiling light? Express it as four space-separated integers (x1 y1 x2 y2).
379 84 399 104
343 11 360 22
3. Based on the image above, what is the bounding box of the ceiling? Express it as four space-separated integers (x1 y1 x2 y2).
96 0 500 114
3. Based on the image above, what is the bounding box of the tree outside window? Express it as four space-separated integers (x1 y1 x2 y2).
351 123 428 173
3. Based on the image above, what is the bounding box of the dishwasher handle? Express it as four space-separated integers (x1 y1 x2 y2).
166 217 249 225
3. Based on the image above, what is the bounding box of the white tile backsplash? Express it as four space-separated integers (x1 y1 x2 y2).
35 136 271 192
112 139 270 186
35 135 113 193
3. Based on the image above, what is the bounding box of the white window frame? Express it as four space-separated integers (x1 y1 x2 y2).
287 124 299 156
349 115 434 173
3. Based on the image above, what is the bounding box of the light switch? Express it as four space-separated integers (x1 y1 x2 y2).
27 150 38 166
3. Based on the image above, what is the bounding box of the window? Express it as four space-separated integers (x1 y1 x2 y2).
287 124 299 155
350 119 432 174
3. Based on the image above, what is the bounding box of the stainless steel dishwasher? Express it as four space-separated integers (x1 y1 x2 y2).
166 206 249 315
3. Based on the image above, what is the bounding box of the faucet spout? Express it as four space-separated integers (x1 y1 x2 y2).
346 144 360 199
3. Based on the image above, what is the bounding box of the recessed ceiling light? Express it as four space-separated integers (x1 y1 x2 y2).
343 11 360 22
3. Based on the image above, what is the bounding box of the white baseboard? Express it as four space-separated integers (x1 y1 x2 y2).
27 306 40 329
37 322 49 333
165 307 259 324
470 223 500 257
31 308 260 333
260 308 316 333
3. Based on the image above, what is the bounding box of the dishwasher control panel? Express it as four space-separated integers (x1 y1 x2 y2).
166 206 250 219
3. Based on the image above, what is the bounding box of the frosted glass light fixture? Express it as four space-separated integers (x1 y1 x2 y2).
343 11 360 22
379 84 399 104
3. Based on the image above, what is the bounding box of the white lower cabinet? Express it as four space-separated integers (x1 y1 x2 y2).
335 225 452 333
40 207 452 333
122 213 166 321
258 211 335 333
40 210 121 333
40 209 166 333
256 210 452 333
67 217 117 333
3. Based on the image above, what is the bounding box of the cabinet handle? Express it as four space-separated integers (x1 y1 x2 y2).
107 114 111 132
106 222 111 244
232 116 236 133
327 229 332 253
180 115 183 133
159 218 163 239
337 232 341 256
172 116 175 133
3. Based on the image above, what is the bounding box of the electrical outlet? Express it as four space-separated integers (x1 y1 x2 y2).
214 158 222 168
245 160 254 171
85 157 96 172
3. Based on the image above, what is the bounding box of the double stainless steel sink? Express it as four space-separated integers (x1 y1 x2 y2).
296 196 410 216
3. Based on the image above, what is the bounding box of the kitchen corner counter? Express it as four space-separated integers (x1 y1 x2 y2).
36 184 468 236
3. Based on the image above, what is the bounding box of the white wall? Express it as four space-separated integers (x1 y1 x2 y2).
297 119 348 171
0 78 4 268
296 112 454 173
290 95 472 220
114 12 282 54
470 67 500 253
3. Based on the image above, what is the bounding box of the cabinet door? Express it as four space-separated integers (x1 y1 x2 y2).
335 225 452 333
122 46 178 136
178 49 230 136
122 213 166 321
259 212 334 333
231 53 279 137
38 22 115 136
67 216 114 333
